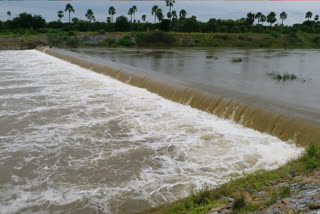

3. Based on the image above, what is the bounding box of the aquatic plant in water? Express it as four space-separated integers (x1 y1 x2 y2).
266 72 301 82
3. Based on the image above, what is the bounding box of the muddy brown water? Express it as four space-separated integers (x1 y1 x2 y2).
0 49 308 214
69 48 320 124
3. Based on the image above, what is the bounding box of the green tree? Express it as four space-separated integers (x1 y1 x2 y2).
246 12 255 26
255 12 262 24
7 11 11 20
32 15 46 29
132 5 137 22
267 11 277 26
106 17 111 23
306 11 313 20
179 9 187 19
315 15 319 21
115 15 130 31
208 18 217 33
57 10 64 22
128 7 134 22
85 9 95 22
166 0 175 13
156 8 164 22
171 10 178 20
142 14 146 23
280 11 287 25
260 14 266 25
65 3 75 23
167 12 172 19
12 13 32 28
151 5 158 23
108 6 116 23
72 17 79 24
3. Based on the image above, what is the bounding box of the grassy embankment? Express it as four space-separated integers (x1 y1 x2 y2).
141 144 320 214
2 30 320 49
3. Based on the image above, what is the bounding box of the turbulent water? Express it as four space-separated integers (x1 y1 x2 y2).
0 50 303 214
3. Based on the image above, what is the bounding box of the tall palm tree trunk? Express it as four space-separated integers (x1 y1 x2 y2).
69 11 71 23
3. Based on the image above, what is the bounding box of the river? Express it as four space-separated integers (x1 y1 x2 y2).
0 50 302 214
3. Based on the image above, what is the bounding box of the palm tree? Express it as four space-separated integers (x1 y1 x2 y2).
255 12 262 24
156 8 163 22
128 7 134 22
132 5 137 22
7 11 11 20
260 14 266 25
85 9 95 22
315 15 319 21
267 11 277 26
171 10 178 20
246 12 255 26
167 12 172 19
179 9 187 19
166 0 175 13
280 11 287 25
306 11 313 20
151 5 158 23
65 3 75 23
142 14 146 23
57 10 64 21
108 6 116 23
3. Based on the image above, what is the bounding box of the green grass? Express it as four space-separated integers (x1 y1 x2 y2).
3 31 320 49
141 144 320 214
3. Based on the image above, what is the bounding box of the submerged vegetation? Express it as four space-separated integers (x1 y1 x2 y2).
143 144 320 214
266 72 297 81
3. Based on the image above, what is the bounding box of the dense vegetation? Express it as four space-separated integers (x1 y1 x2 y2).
1 1 320 36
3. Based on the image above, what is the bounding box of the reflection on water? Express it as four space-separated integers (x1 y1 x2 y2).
71 48 320 122
0 50 303 214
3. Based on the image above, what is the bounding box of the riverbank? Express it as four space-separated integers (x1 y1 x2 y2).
2 32 320 49
141 145 320 214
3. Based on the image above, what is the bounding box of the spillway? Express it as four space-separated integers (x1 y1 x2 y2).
0 49 303 214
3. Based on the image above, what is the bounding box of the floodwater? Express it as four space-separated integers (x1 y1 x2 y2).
70 48 320 124
0 50 303 214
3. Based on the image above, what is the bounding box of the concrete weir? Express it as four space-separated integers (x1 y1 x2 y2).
36 46 320 147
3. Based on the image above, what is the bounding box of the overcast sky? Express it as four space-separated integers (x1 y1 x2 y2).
1 1 320 25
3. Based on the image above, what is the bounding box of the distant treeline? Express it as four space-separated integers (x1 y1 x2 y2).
1 1 320 34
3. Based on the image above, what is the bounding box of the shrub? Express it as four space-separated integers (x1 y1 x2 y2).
48 35 64 46
305 144 320 170
65 36 79 48
232 195 246 210
136 32 175 46
279 186 291 198
100 38 116 47
117 35 135 46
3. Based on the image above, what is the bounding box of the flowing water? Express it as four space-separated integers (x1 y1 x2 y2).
0 50 303 214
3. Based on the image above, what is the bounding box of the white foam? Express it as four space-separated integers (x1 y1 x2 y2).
0 50 304 214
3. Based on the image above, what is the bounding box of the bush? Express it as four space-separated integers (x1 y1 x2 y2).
117 35 135 46
48 35 64 47
232 195 246 210
136 32 175 46
65 36 79 48
279 186 291 198
100 38 116 47
305 144 320 170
